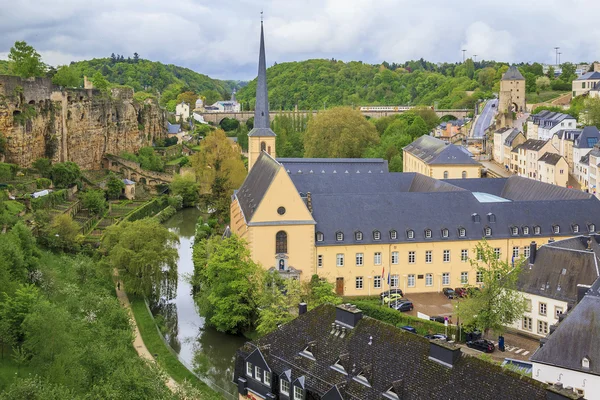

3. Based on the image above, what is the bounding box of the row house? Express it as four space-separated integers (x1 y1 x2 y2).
527 111 576 141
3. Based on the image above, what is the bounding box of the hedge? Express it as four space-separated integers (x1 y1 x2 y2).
351 300 464 341
123 196 168 222
0 163 18 181
154 205 176 223
31 189 67 210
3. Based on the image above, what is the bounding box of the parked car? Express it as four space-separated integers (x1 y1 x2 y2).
400 326 417 333
465 330 482 342
391 300 414 312
380 289 404 303
454 287 468 298
442 288 456 299
424 333 448 341
466 339 495 353
429 316 446 324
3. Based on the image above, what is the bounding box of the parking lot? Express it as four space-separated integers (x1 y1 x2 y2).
403 292 455 320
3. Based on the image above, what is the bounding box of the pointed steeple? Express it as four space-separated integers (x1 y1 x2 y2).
249 19 276 137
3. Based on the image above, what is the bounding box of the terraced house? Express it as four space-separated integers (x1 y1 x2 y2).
231 20 600 297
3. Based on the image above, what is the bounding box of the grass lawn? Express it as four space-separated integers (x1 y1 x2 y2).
129 297 223 399
4 201 25 216
0 345 34 392
166 156 187 166
526 91 568 104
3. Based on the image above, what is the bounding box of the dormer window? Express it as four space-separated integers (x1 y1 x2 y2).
511 226 519 236
534 226 541 235
355 231 363 241
255 366 263 382
383 386 400 400
373 231 381 240
331 359 347 374
280 380 290 396
553 225 560 234
484 227 492 237
300 345 315 360
246 362 253 377
487 213 496 223
523 226 530 235
294 386 303 400
458 228 466 237
353 372 371 387
407 229 415 239
390 230 398 240
264 370 271 386
573 224 580 233
472 213 481 223
316 232 324 242
589 224 596 233
441 228 449 238
582 357 590 369
425 229 432 239
336 231 344 241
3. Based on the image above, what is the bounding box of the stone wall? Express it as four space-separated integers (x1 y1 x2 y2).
0 75 167 170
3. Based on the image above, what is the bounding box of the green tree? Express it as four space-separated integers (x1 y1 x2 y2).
33 158 52 178
535 76 551 91
304 107 379 158
90 71 110 92
81 190 107 215
176 91 198 107
256 273 302 336
7 41 46 78
220 117 240 132
106 173 125 200
306 274 341 309
407 116 429 138
455 241 527 335
200 89 221 106
560 63 576 82
192 235 262 334
583 97 600 128
0 284 40 347
102 218 179 298
50 162 81 188
169 174 199 207
464 58 475 79
547 66 555 79
51 65 79 87
43 214 81 252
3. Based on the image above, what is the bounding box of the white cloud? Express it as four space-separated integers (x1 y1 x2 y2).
1 0 600 79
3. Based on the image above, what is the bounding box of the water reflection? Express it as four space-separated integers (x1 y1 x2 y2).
150 207 246 397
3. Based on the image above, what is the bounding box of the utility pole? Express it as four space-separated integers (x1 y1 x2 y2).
462 49 466 63
558 52 562 65
554 47 560 66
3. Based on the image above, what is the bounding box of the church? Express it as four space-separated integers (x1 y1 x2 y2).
230 22 600 297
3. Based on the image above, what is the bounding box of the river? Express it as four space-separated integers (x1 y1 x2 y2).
149 207 245 399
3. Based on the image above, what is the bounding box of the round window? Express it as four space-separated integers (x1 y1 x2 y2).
277 206 286 215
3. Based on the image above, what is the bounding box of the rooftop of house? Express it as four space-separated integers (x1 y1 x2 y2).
167 122 180 134
504 129 523 147
530 274 600 377
234 304 555 400
517 235 600 304
575 71 600 80
573 126 600 149
514 139 549 152
278 158 389 175
530 111 575 128
501 65 525 81
403 135 480 165
553 129 582 141
538 152 564 166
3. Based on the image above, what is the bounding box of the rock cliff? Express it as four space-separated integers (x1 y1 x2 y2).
0 75 166 169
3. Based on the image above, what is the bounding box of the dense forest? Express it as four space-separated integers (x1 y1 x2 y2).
236 58 575 110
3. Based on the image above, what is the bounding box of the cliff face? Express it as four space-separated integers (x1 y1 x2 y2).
0 75 166 169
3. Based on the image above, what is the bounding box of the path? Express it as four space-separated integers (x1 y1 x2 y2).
480 160 514 178
114 274 178 392
473 99 498 138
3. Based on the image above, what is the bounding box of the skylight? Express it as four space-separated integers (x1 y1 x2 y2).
472 192 511 203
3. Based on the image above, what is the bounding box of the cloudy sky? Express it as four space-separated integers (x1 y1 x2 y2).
1 0 599 80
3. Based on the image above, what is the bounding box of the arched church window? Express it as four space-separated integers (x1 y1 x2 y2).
276 231 287 254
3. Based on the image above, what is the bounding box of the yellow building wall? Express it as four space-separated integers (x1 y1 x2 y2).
403 151 431 176
248 136 276 171
314 237 557 297
430 165 481 179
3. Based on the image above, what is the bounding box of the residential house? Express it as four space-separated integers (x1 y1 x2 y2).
537 153 568 187
589 82 600 99
234 303 583 400
175 101 190 121
572 71 600 97
573 127 600 187
493 127 516 165
531 272 600 398
435 119 468 141
514 236 599 339
512 139 558 179
403 135 482 179
167 122 181 134
504 129 526 172
527 111 577 141
588 145 600 198
551 129 581 172
204 89 241 112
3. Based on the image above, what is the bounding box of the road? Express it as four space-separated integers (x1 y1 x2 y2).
472 99 498 138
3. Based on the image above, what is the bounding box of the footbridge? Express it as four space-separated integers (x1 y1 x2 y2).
102 155 174 187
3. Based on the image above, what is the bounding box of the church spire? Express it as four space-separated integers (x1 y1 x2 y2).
253 18 270 130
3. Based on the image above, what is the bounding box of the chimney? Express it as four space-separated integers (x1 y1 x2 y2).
549 324 557 335
428 341 462 368
306 192 313 213
335 304 363 329
577 284 591 304
529 242 537 264
545 382 584 400
299 303 307 315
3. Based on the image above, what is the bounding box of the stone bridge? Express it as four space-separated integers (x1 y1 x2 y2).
197 108 471 125
102 154 174 188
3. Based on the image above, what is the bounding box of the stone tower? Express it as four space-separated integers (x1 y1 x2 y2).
498 65 526 128
247 20 276 171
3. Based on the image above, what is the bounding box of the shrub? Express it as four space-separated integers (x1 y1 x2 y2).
0 162 18 181
35 178 52 189
154 205 177 223
82 190 107 215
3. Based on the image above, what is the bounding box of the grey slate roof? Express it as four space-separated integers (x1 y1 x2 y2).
167 122 180 134
278 158 389 175
529 111 574 129
573 126 600 149
517 236 600 303
234 152 280 222
234 305 551 400
499 176 591 201
518 139 549 151
531 275 600 376
248 21 276 138
501 65 525 80
504 129 523 147
553 129 582 141
403 135 480 165
538 152 564 166
575 71 600 80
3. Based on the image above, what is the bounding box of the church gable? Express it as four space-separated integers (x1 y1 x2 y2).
250 167 314 224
